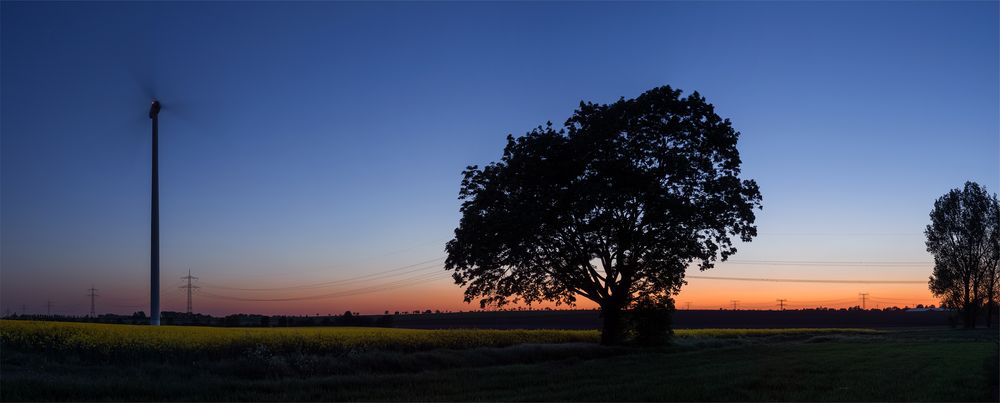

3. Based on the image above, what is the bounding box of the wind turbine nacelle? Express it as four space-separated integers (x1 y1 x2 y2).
149 100 161 119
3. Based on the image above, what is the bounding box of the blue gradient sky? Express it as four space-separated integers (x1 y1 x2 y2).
2 2 997 315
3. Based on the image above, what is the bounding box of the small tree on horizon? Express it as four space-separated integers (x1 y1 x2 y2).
926 181 1000 328
445 86 762 345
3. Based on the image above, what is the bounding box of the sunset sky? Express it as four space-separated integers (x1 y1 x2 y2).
2 2 997 316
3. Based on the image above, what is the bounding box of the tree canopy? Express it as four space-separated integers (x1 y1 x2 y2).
445 86 762 344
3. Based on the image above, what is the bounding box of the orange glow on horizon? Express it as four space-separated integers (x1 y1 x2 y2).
169 278 938 317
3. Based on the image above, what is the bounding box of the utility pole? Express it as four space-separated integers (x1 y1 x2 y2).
730 300 739 310
777 299 787 311
859 292 869 309
87 286 99 317
180 269 199 314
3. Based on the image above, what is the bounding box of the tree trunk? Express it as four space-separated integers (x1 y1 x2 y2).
964 303 978 329
989 276 997 329
963 280 976 328
987 301 994 329
599 302 625 345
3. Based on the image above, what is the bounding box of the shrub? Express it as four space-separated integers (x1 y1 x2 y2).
628 295 674 346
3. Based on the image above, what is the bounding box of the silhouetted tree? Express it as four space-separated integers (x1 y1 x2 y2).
982 196 1000 327
446 86 762 344
926 182 1000 328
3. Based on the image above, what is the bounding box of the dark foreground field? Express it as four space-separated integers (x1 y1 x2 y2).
1 324 996 402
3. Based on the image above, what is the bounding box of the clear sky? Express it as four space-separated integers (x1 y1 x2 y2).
2 1 997 316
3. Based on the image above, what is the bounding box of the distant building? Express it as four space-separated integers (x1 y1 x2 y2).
905 307 952 312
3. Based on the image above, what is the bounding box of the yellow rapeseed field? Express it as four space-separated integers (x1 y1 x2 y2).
0 320 875 360
0 320 598 360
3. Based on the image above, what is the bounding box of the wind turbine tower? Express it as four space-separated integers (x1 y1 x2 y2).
149 100 161 326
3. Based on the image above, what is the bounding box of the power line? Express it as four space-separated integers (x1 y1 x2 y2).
110 304 145 309
782 297 859 304
200 262 443 294
757 232 921 237
199 271 452 302
200 257 446 292
675 294 934 310
200 272 450 302
868 298 937 307
194 238 452 285
191 256 928 295
867 295 935 301
687 275 925 284
89 250 937 312
721 260 931 267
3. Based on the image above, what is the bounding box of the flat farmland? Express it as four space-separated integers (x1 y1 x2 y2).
1 320 995 401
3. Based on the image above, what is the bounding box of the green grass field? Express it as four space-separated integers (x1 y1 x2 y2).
1 321 996 401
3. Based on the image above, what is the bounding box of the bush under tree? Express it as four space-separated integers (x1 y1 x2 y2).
628 294 675 346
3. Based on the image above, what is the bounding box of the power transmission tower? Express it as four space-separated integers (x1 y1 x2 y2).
180 269 199 314
859 292 869 309
87 286 99 316
730 300 739 310
21 304 27 315
685 301 692 310
46 299 53 316
777 298 787 311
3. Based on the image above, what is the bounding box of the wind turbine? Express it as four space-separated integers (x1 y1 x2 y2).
149 99 161 326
